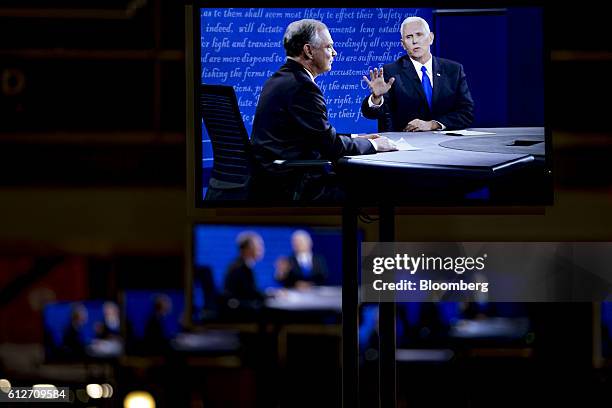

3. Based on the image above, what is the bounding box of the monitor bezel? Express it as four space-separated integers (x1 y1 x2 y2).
185 220 352 328
186 2 552 211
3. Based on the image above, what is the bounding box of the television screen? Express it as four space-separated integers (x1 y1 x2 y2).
360 302 531 353
188 5 550 206
43 300 123 360
601 301 612 360
191 224 346 323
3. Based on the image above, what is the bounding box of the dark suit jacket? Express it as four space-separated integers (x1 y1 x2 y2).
62 324 87 358
224 257 264 302
251 59 375 199
277 253 328 288
143 314 171 353
361 55 474 131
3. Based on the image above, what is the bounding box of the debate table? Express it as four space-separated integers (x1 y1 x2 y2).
265 286 343 368
337 127 548 205
265 286 342 312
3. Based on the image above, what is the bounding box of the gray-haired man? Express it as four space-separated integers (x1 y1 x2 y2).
251 19 396 201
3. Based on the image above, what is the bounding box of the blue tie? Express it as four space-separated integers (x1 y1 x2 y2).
300 259 312 278
421 65 432 109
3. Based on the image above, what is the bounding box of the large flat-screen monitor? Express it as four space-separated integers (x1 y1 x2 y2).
186 4 550 207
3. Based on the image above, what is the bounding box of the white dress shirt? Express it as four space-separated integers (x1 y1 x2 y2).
296 252 313 272
410 56 434 88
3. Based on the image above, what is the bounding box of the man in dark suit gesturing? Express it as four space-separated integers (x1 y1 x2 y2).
361 16 474 132
275 230 328 289
251 19 396 201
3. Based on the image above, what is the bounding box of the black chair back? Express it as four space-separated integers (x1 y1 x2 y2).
194 266 221 315
200 84 252 200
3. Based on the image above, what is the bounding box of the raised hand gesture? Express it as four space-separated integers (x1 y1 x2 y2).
363 67 396 104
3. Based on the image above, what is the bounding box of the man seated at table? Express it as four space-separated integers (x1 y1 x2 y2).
143 294 173 354
224 231 266 310
361 16 474 132
250 18 397 201
62 303 89 359
275 230 328 289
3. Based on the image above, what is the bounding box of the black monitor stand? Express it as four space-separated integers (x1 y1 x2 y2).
342 204 397 408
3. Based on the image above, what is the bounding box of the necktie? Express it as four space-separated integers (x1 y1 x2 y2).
421 66 432 109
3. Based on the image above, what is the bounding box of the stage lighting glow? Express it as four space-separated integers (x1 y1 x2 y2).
124 391 155 408
32 384 57 399
101 383 114 398
33 384 56 389
0 379 11 393
86 384 103 399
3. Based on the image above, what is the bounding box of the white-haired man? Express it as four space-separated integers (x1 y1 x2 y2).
361 16 474 132
251 19 396 201
275 229 328 289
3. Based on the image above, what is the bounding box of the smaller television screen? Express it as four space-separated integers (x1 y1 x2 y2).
359 302 531 356
43 300 123 361
191 224 346 323
601 301 612 359
123 290 185 355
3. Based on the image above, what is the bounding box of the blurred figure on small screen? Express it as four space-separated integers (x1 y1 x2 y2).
90 301 124 357
275 229 328 289
361 16 474 132
95 301 120 339
224 231 266 308
143 294 172 353
62 303 88 358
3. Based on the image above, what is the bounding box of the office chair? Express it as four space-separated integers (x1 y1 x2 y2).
200 84 330 201
194 266 221 320
200 84 253 200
